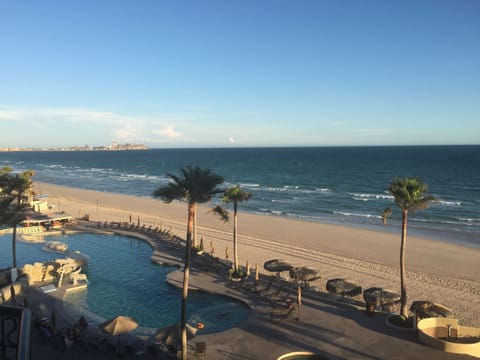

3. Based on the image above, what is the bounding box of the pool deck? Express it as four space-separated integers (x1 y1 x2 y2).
165 266 474 360
17 225 475 359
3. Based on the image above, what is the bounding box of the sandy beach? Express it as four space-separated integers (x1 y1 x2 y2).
35 181 480 327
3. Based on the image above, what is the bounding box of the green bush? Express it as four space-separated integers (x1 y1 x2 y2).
227 268 244 279
387 315 413 328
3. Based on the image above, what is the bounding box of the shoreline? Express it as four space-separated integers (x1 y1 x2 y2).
34 181 480 326
35 179 479 250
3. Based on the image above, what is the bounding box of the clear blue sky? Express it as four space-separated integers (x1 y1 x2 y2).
1 0 479 148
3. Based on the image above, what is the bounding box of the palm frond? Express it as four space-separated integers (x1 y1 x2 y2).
209 205 230 222
222 185 253 204
389 177 436 213
152 183 185 203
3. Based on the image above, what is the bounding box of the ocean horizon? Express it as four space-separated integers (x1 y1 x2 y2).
1 145 479 248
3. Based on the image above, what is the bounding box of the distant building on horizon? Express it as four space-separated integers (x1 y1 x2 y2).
0 142 148 152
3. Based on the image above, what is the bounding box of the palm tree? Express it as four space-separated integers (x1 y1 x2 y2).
381 207 392 225
389 177 435 317
152 165 223 360
0 167 35 269
211 185 252 275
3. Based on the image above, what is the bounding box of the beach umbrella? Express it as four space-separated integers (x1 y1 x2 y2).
100 315 139 352
263 259 294 273
326 278 362 298
410 301 453 319
363 287 400 307
100 316 138 336
289 266 321 283
155 323 197 347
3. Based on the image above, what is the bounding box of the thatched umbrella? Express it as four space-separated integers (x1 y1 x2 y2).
326 278 362 298
410 301 453 319
100 316 138 336
264 259 293 273
289 266 321 286
363 287 400 307
100 315 138 351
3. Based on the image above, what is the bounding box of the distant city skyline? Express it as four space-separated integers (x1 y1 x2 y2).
1 1 479 148
0 140 148 152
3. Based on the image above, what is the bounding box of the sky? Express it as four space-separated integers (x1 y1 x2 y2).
0 0 479 148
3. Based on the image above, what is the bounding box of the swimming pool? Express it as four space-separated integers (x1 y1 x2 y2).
0 232 249 333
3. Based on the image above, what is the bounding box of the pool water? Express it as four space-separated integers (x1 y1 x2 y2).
0 233 249 333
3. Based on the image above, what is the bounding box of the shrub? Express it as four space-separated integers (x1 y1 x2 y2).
387 314 413 328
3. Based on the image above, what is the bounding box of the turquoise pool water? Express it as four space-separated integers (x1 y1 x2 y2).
0 233 249 333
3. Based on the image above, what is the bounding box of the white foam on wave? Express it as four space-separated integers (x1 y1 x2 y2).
261 185 330 195
271 198 300 204
334 211 382 219
349 192 394 201
458 217 480 223
44 164 65 169
435 200 462 206
353 197 369 202
238 182 260 188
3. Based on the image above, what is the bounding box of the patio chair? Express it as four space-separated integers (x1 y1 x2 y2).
253 276 275 295
270 303 295 321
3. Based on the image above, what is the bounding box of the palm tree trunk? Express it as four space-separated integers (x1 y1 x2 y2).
192 206 197 248
400 209 408 317
233 202 238 274
12 224 17 269
181 202 194 360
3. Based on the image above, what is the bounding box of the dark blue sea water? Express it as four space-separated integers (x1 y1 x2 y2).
1 146 479 247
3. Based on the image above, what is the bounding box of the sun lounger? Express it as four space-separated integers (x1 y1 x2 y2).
253 276 275 295
270 303 295 321
270 292 293 309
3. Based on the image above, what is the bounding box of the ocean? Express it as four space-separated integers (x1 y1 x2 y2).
1 146 479 248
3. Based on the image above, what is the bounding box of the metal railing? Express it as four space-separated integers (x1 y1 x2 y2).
0 305 31 360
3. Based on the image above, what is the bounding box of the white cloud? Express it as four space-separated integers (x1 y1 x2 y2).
0 110 21 120
114 121 144 141
152 126 183 140
0 106 132 125
228 136 236 144
0 106 147 143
